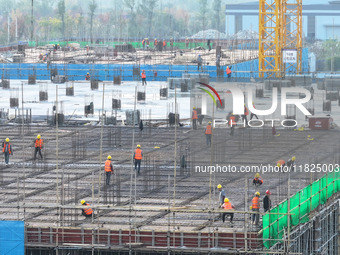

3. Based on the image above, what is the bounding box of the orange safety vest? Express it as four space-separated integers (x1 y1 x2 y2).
254 177 263 184
192 110 198 120
223 202 233 210
35 138 43 148
141 72 146 78
205 125 212 134
83 203 93 215
244 106 249 115
105 159 112 172
226 67 231 75
252 196 260 209
134 148 142 160
142 40 145 44
163 41 166 46
154 40 158 46
229 116 236 127
2 142 11 153
85 74 90 80
277 160 286 166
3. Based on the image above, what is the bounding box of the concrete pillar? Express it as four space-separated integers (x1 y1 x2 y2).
235 15 243 33
313 215 321 252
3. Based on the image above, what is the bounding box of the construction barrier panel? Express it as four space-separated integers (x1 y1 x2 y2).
0 220 24 255
263 170 340 248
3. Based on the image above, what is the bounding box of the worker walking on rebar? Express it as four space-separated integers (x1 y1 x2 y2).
2 138 12 165
226 66 232 79
81 200 93 218
205 121 212 147
250 102 259 120
163 39 166 50
217 184 226 207
154 38 158 50
134 145 143 175
251 192 260 225
242 104 249 126
221 198 235 224
263 190 272 212
142 39 145 50
141 70 147 86
253 173 263 187
197 54 203 71
34 134 43 160
228 113 236 136
287 156 296 171
192 107 198 130
105 155 114 185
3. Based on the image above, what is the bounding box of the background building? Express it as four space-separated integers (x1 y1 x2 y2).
225 0 340 41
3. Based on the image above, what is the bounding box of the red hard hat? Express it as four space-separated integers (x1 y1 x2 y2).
266 190 271 195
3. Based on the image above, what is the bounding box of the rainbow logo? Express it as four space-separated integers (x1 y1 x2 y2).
197 82 223 107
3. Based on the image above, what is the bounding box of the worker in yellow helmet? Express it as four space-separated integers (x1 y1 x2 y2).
2 138 12 165
105 155 114 185
134 145 143 175
217 184 226 207
221 198 235 224
287 156 296 171
34 134 43 160
253 173 263 187
80 200 93 217
251 192 260 225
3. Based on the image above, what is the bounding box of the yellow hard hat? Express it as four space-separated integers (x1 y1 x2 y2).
208 121 212 124
249 206 252 210
224 198 229 203
277 163 281 167
37 134 41 139
81 200 85 205
292 156 296 161
107 155 112 160
217 184 222 189
193 107 196 109
137 144 141 148
5 138 9 142
255 173 260 178
87 72 89 74
255 192 260 196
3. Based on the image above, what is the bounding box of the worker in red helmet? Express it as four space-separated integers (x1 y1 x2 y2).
263 190 272 212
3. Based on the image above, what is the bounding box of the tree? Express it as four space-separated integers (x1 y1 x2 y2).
212 0 221 31
197 0 208 32
139 0 158 37
57 0 65 39
89 0 97 43
123 0 137 37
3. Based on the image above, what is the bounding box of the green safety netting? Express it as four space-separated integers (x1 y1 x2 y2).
28 41 207 49
263 170 340 248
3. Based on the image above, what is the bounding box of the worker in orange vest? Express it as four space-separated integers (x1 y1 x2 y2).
277 159 286 169
253 173 263 187
221 198 235 224
81 200 93 217
205 121 212 147
105 155 114 185
34 134 43 160
163 40 166 50
192 107 198 130
226 66 232 79
134 144 143 175
228 113 236 136
251 192 260 225
2 138 12 165
85 72 90 80
242 104 249 125
154 38 158 50
142 39 145 50
141 70 147 86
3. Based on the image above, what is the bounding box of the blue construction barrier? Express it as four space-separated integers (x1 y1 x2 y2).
0 48 308 81
0 221 24 255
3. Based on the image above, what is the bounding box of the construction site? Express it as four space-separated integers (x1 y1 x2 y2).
0 0 339 255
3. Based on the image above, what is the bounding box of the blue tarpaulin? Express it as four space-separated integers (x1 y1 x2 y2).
0 221 24 255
